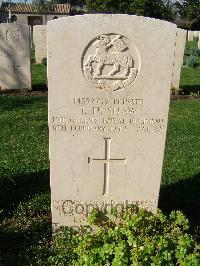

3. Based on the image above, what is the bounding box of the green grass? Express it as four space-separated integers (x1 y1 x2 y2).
0 96 49 215
32 64 47 91
0 96 199 264
0 96 50 265
180 41 200 94
31 45 47 91
159 100 200 226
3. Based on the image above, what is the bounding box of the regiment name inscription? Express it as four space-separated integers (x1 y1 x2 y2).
50 97 165 134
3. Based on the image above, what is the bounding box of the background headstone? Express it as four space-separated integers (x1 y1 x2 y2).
33 25 47 64
172 28 187 90
194 31 200 38
48 15 177 228
0 23 31 91
187 30 194 41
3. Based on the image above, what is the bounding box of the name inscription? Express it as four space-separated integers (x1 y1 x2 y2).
50 97 166 134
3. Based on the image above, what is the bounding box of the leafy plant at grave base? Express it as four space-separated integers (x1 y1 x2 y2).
41 57 47 66
184 55 199 67
46 205 200 265
171 86 184 95
189 48 200 57
193 36 199 42
190 91 200 98
13 192 50 219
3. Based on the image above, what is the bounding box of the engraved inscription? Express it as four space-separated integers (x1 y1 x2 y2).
52 199 158 221
88 137 127 195
6 29 24 50
50 97 165 134
82 34 140 91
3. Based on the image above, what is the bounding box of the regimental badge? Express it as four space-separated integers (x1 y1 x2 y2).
82 33 140 91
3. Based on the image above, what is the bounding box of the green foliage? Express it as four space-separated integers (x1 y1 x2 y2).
180 41 200 94
41 57 47 66
191 18 200 30
85 0 175 21
184 54 199 67
14 193 50 219
175 0 200 27
32 63 47 90
183 42 200 68
47 207 200 265
171 86 183 95
33 0 58 15
189 48 200 56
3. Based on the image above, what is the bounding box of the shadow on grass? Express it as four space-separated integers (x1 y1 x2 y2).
0 170 50 218
0 215 51 265
181 85 200 95
159 172 200 228
0 95 47 112
32 84 48 92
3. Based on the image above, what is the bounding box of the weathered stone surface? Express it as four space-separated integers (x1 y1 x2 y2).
0 23 31 91
172 29 187 90
48 15 177 228
33 25 47 64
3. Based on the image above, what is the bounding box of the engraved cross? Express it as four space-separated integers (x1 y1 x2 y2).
88 137 127 195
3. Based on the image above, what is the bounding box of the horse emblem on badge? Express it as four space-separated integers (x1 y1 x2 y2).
82 33 140 91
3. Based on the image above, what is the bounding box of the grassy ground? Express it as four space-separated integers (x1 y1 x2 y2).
0 96 50 265
180 40 200 94
0 96 199 264
32 46 47 91
159 100 200 226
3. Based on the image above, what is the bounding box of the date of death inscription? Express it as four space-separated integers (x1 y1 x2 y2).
50 97 166 134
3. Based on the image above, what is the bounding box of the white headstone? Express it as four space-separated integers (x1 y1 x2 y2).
0 23 31 91
188 30 194 41
194 31 200 38
172 29 187 90
33 25 47 64
48 15 178 228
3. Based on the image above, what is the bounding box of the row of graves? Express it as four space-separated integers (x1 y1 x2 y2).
187 30 200 48
0 16 190 229
0 20 189 92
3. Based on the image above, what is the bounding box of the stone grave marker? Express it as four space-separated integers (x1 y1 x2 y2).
198 35 200 49
188 30 194 41
0 23 31 91
48 15 178 228
33 25 47 64
172 29 187 90
194 31 200 38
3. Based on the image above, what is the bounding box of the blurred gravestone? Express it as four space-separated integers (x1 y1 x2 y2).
48 15 178 228
188 31 194 41
33 25 47 64
194 31 200 38
172 29 187 90
0 23 31 91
